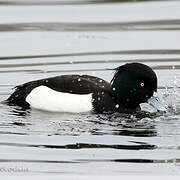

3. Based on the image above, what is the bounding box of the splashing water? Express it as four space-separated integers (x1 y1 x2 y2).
160 68 180 114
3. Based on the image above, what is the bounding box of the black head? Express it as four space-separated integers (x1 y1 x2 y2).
111 63 157 108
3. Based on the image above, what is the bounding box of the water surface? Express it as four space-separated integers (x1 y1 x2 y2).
0 0 180 176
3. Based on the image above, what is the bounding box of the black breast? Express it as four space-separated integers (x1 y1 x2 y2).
92 92 140 114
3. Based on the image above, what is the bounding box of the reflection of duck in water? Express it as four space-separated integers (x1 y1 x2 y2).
5 63 166 113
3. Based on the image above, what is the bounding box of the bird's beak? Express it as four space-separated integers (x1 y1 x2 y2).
148 96 167 112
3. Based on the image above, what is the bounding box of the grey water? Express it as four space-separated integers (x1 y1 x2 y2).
0 0 180 176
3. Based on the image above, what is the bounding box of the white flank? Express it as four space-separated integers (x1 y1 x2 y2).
26 86 93 113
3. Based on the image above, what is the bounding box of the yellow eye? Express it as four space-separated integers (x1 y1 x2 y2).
140 83 144 87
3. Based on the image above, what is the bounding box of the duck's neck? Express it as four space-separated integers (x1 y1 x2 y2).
111 76 126 102
111 73 139 108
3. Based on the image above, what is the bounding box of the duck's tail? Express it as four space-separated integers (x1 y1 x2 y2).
5 81 39 107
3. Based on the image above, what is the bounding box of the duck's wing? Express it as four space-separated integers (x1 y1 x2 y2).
43 75 111 94
6 75 111 107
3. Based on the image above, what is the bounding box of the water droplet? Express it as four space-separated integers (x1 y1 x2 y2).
98 97 101 101
112 88 116 91
115 104 119 108
101 92 104 95
69 61 73 64
77 144 80 148
78 78 81 82
174 76 178 85
165 86 168 94
45 80 48 83
99 80 103 82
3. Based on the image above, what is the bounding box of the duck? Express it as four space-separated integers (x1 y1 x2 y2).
5 63 166 113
